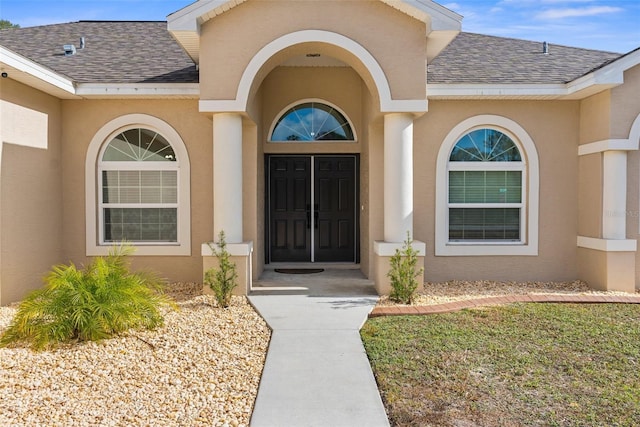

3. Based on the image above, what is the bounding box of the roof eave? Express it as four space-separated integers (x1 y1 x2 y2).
0 46 78 99
426 82 620 100
75 83 200 99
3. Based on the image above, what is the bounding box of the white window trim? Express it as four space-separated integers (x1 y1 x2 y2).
268 98 358 143
86 114 191 256
435 115 539 256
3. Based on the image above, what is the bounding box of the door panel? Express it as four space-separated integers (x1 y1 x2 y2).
268 155 357 263
269 157 311 262
314 156 356 262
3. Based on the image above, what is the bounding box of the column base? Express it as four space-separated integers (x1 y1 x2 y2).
373 240 426 295
577 237 636 292
202 241 253 296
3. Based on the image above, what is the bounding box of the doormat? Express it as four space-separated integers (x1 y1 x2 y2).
274 268 325 274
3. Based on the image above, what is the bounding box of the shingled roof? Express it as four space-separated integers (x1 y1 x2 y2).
428 32 622 84
0 21 625 86
0 21 198 83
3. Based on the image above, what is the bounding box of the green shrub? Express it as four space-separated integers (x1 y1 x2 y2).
0 245 175 350
387 233 424 304
205 230 238 308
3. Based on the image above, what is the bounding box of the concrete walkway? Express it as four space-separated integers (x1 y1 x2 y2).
248 269 389 427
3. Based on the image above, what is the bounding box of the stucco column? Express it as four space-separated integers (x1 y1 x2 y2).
602 150 627 239
383 113 414 242
374 113 425 295
213 113 243 243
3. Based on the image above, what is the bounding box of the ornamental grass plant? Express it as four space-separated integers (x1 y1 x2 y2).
0 245 175 350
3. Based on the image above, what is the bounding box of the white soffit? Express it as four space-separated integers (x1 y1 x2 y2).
76 83 200 99
168 0 462 64
0 46 77 99
427 80 619 100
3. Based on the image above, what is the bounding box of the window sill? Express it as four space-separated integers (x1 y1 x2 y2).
436 242 537 256
87 244 191 256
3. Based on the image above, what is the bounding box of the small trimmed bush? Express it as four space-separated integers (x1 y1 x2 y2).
0 245 175 350
205 230 238 308
387 233 424 304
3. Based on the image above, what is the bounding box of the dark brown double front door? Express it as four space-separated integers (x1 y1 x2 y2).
267 155 358 263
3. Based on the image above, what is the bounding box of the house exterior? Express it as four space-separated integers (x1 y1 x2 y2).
1 0 639 305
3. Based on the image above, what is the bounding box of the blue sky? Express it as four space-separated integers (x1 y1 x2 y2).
1 0 638 53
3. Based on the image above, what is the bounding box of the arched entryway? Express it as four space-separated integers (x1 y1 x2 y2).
265 101 360 264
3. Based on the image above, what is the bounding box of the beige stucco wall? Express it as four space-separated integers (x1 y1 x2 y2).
199 0 427 103
615 65 640 288
579 90 611 144
577 64 640 289
414 100 581 282
577 91 610 241
0 79 64 304
577 153 602 238
60 99 213 284
578 248 636 292
611 65 640 139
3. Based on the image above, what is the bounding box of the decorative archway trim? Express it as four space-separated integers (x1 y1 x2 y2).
434 114 540 256
85 113 191 256
198 30 428 114
629 113 640 150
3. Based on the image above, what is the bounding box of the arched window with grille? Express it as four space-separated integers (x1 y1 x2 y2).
86 114 191 255
270 101 355 142
436 116 539 256
99 128 179 243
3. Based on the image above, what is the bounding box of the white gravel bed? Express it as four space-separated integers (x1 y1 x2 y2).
378 280 639 306
0 284 270 427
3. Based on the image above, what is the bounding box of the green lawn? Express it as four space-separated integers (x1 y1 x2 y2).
361 303 640 426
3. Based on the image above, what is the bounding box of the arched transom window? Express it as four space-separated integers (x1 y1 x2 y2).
99 128 179 244
448 128 524 242
270 102 355 142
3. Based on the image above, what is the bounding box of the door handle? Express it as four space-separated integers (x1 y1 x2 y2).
306 204 311 229
314 204 319 229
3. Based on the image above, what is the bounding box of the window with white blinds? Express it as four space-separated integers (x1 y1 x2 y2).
98 129 179 244
447 129 524 242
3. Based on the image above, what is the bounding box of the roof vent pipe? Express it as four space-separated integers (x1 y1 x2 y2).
80 37 85 49
543 41 549 55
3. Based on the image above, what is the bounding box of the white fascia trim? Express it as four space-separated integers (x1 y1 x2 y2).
0 46 75 94
202 241 254 257
578 139 638 156
427 84 568 99
380 0 462 31
76 83 200 98
374 240 426 256
577 236 637 252
569 49 640 94
168 0 231 32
